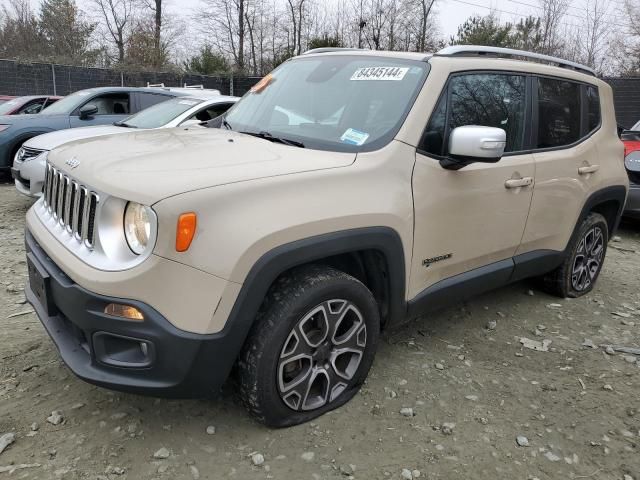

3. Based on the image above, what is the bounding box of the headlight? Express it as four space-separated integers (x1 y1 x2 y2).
124 202 153 254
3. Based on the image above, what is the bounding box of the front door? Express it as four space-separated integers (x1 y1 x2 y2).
69 92 132 128
410 72 535 299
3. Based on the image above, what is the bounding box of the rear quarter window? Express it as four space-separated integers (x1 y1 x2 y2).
586 85 601 132
536 78 581 149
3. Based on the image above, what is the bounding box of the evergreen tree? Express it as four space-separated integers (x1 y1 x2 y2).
40 0 98 65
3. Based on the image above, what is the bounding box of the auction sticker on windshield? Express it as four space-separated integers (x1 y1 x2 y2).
340 128 370 145
350 67 409 81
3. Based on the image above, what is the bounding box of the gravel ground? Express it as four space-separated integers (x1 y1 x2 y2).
0 181 639 480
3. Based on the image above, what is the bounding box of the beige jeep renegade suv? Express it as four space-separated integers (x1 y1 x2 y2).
25 46 628 427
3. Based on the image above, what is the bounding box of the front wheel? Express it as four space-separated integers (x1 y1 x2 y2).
237 265 380 427
541 212 608 298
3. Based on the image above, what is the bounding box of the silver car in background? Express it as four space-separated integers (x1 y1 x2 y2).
13 93 238 197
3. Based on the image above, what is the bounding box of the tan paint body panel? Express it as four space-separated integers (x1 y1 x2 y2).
153 140 416 287
26 207 238 334
517 82 626 253
46 128 356 206
29 51 629 335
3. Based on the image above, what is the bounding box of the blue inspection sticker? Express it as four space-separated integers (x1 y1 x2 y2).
340 128 370 146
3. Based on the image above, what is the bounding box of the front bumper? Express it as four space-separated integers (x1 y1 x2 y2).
25 229 241 397
624 183 640 219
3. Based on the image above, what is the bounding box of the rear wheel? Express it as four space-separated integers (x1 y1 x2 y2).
541 212 608 298
237 265 380 427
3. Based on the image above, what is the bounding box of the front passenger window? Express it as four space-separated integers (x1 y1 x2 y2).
421 73 526 156
83 93 130 115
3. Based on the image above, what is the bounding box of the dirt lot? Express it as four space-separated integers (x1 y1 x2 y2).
0 181 638 480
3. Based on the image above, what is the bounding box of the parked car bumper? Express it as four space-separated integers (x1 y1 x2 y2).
24 229 240 398
624 183 640 219
12 151 45 197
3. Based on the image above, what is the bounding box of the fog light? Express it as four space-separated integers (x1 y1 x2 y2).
104 303 144 321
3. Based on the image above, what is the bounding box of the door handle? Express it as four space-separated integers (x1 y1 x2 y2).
578 164 600 175
505 177 533 189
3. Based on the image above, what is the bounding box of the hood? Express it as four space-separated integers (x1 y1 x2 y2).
47 127 356 205
25 125 126 151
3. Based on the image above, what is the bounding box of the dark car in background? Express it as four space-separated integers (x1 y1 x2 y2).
0 87 192 172
0 95 62 116
622 121 640 219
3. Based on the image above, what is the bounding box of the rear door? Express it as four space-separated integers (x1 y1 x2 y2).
518 77 602 255
410 71 536 297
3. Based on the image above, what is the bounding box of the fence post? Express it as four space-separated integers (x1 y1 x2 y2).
51 64 57 96
121 72 124 87
229 75 234 96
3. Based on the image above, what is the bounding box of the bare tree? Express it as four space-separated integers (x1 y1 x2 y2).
199 0 246 71
287 0 307 55
138 0 163 66
91 0 135 63
414 0 436 52
538 0 569 55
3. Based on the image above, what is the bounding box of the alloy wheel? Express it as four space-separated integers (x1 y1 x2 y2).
277 299 367 411
571 226 604 292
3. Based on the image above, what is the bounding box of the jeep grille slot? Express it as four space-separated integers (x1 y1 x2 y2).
43 163 99 248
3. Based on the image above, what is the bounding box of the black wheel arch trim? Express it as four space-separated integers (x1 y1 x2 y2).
574 184 627 237
214 227 407 385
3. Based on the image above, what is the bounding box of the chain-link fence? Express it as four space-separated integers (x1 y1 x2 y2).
0 58 261 97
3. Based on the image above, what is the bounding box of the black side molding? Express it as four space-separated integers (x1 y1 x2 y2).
407 258 514 319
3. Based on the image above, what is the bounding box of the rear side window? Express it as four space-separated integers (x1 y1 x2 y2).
137 92 171 111
586 85 601 132
421 73 526 156
536 78 580 148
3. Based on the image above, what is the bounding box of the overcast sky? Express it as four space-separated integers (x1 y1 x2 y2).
1 0 629 44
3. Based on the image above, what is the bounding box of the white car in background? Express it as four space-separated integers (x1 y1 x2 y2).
13 93 239 197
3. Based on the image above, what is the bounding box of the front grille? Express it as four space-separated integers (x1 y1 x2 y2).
43 163 99 248
18 146 45 162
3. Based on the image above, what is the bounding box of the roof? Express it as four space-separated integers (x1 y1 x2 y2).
301 46 597 79
181 94 240 103
301 48 431 62
8 95 62 101
74 86 191 96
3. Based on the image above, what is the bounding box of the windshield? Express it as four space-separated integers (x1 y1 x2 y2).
0 98 22 115
225 55 429 152
122 97 204 128
40 91 93 115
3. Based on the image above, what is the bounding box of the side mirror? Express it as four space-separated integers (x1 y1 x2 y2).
442 126 506 170
180 119 203 128
79 104 98 119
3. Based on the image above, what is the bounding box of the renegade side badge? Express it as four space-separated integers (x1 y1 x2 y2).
423 253 452 267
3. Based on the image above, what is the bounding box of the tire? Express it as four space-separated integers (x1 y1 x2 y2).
541 212 608 298
237 265 380 427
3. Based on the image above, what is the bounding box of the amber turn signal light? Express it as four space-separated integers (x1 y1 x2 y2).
176 212 197 252
104 303 144 321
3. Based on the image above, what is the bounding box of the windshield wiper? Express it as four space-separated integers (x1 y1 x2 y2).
222 117 233 130
240 130 305 148
113 121 137 128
